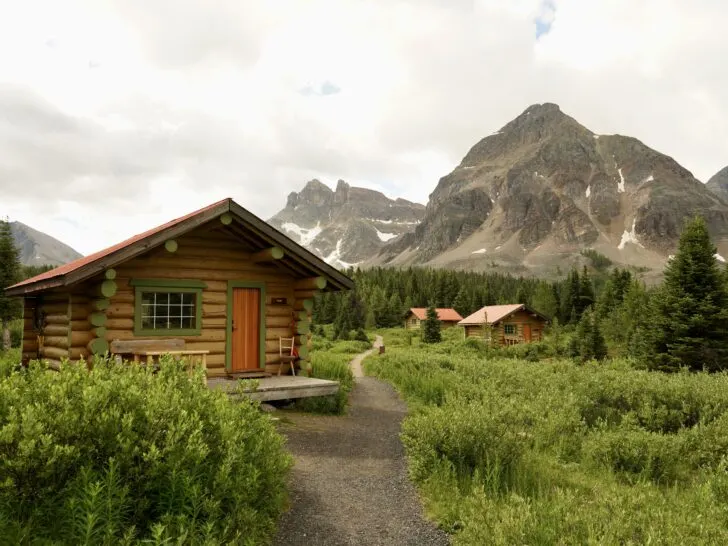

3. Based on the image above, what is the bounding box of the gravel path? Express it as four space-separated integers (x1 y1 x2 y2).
274 337 450 546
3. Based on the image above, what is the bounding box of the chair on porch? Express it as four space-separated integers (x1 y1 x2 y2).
278 337 298 376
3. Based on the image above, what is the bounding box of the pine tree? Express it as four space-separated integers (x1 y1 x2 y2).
578 266 595 316
531 282 558 318
452 287 469 317
421 304 442 343
386 292 404 327
643 216 728 371
587 312 608 361
0 220 21 351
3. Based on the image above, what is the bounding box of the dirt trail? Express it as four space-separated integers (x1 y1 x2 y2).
274 336 449 546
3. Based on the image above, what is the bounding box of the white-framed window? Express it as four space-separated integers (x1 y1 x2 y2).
140 291 197 331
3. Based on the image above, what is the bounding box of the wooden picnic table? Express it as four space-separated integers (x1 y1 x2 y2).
131 350 209 384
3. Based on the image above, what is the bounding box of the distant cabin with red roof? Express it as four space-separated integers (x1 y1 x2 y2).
458 304 549 346
404 308 463 330
5 198 353 378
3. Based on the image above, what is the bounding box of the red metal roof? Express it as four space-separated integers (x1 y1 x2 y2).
409 308 463 322
458 304 527 326
9 198 230 290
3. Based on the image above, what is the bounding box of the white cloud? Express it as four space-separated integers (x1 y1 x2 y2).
0 0 726 254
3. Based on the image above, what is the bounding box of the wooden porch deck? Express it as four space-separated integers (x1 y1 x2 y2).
208 375 339 402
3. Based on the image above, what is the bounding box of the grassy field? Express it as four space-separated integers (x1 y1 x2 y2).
366 327 728 545
292 334 370 414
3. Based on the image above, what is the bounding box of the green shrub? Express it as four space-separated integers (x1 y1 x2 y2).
9 319 22 348
0 356 291 544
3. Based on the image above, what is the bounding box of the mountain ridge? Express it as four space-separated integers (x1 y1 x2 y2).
269 178 425 268
271 103 728 279
10 221 83 267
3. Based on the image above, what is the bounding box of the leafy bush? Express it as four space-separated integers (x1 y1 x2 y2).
0 356 291 544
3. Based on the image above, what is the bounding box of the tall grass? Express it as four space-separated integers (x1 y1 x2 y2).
366 329 728 544
293 337 369 414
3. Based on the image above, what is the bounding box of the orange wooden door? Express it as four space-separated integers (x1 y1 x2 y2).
523 324 531 343
231 288 260 371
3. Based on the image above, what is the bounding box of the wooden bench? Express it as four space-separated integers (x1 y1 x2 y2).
110 339 208 384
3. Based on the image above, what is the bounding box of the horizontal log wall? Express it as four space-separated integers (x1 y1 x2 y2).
30 292 72 363
99 226 298 376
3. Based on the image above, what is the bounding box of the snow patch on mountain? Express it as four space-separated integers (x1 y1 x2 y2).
617 168 626 193
618 219 643 249
325 239 359 269
376 229 398 242
281 222 322 246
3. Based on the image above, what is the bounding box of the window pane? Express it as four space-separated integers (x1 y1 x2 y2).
139 290 196 331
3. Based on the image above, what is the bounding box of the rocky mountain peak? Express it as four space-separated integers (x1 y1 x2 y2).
298 179 334 206
334 179 350 205
269 179 425 268
373 104 728 278
706 166 728 202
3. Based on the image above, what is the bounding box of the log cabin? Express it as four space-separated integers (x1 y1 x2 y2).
5 198 354 378
404 308 463 330
458 304 549 346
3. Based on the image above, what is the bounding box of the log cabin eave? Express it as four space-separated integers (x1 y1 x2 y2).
6 197 354 297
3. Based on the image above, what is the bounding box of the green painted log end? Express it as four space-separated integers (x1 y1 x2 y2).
89 312 108 328
100 280 118 298
165 239 178 253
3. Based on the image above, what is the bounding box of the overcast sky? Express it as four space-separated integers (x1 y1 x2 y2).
1 0 726 255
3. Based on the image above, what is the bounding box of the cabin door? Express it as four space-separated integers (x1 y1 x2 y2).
523 324 531 343
231 288 261 371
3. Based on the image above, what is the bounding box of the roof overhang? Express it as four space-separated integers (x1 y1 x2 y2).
7 199 354 296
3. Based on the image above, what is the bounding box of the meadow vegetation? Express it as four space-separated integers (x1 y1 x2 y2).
366 327 728 544
0 354 291 545
292 331 368 414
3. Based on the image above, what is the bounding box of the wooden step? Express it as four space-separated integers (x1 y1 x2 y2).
227 371 272 379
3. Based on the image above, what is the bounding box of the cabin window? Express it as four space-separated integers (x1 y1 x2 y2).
131 279 206 336
504 323 516 335
141 292 196 330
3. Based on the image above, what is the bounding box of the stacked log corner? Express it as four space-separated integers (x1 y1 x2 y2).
21 297 38 365
292 277 326 376
87 271 116 359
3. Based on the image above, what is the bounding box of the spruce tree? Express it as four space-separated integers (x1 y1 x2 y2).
0 220 21 351
644 216 728 371
452 287 469 317
421 304 442 343
578 266 595 315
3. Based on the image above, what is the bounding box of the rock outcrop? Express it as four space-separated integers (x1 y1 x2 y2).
269 179 425 268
